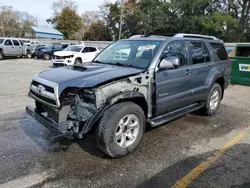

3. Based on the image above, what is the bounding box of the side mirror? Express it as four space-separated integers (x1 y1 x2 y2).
159 56 180 69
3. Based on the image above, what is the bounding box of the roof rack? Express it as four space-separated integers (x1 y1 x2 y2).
129 33 220 41
173 33 218 40
129 34 170 39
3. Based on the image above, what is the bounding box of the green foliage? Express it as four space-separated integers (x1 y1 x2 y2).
101 0 250 42
56 7 82 39
83 20 112 41
0 6 37 37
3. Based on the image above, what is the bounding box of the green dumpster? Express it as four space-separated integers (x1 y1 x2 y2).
229 44 250 86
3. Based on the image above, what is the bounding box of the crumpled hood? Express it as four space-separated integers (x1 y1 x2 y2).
54 51 77 56
36 63 144 94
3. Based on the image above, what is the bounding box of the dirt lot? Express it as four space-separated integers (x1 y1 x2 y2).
0 59 250 188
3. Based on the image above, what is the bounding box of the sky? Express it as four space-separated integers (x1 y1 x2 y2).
0 0 115 26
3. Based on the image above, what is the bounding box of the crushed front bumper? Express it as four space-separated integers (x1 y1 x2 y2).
26 105 73 140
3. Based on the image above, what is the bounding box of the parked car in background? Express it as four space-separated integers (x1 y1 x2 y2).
33 44 45 58
36 43 69 60
0 38 30 59
52 45 100 66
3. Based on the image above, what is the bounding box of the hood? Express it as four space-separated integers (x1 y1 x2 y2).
54 51 77 56
36 63 144 94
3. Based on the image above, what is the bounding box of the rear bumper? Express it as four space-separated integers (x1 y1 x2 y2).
26 105 73 139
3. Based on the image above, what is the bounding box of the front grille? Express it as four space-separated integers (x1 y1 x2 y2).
54 55 73 59
54 56 64 59
30 90 57 105
32 81 54 93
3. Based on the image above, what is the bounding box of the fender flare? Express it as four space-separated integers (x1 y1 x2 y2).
207 70 224 88
107 91 146 106
82 91 147 134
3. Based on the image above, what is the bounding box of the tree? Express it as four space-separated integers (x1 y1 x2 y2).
47 0 77 25
83 20 112 41
56 7 82 39
74 11 102 40
0 6 37 37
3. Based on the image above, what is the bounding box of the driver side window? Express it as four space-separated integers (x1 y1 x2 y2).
164 41 188 66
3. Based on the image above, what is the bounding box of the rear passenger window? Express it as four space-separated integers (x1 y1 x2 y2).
88 47 97 52
13 40 20 46
190 42 210 64
210 43 228 60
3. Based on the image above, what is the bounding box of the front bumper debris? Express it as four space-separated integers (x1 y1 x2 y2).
26 105 73 140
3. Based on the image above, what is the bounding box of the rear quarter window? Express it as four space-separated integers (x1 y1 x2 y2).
210 43 228 60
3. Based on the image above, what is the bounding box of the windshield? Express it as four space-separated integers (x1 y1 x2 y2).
63 45 83 52
94 40 162 69
44 44 53 49
0 39 4 44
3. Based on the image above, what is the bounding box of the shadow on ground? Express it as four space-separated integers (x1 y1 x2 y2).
136 143 250 188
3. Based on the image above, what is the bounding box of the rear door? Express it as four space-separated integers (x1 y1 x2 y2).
12 39 23 55
3 39 14 55
80 47 97 62
155 40 194 115
186 41 213 102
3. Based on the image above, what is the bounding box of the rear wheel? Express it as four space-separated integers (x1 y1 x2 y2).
43 53 51 60
201 83 222 116
96 102 145 158
26 51 32 59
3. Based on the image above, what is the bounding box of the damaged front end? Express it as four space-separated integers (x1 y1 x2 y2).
26 70 153 140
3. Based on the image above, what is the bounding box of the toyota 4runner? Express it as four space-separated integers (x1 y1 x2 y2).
26 33 231 158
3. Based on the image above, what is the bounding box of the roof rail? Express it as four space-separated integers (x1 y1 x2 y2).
173 33 218 40
129 35 145 39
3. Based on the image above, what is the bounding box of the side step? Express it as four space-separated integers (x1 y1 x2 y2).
148 102 205 127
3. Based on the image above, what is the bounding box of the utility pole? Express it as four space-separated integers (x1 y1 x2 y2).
118 0 124 40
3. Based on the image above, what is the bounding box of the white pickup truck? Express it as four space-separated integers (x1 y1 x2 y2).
0 38 31 60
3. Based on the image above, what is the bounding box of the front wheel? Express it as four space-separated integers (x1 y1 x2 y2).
96 102 145 158
74 58 82 64
201 83 222 116
0 51 3 60
43 53 51 60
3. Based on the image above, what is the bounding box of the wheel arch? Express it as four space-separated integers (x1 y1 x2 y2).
83 91 148 134
214 77 225 99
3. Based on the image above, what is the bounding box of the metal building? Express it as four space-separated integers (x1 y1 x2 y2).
25 26 64 39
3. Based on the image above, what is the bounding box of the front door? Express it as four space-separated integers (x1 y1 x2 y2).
4 39 14 55
155 40 194 116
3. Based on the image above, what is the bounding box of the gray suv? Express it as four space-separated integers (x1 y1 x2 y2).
26 33 231 158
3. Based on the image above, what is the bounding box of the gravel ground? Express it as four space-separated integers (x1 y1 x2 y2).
0 59 250 188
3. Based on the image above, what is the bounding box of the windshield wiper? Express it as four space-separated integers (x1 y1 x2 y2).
114 62 135 68
92 60 105 64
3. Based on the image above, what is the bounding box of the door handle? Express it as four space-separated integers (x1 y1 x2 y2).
208 65 212 70
11 47 14 48
186 69 192 76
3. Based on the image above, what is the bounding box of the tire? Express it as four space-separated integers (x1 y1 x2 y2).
96 102 146 158
43 53 51 60
26 52 32 59
201 83 222 116
74 58 82 64
0 51 3 60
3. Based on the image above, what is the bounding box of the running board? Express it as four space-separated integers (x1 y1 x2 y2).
148 102 205 127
